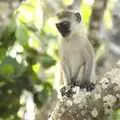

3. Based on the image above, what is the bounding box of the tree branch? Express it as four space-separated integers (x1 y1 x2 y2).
49 60 120 120
88 0 109 64
88 0 108 46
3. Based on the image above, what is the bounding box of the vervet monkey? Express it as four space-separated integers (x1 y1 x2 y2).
55 8 96 95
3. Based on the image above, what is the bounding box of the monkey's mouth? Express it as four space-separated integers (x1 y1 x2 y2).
56 21 70 37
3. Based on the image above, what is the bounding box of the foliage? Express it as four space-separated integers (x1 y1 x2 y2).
0 0 57 119
0 0 119 120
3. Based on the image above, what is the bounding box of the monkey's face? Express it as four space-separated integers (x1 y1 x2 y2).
56 10 81 38
56 20 70 37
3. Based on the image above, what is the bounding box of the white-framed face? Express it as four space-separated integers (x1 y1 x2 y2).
56 10 82 38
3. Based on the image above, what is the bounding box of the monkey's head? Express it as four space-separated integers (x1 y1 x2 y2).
56 10 82 38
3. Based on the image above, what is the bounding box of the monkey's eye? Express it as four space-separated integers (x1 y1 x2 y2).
75 12 81 22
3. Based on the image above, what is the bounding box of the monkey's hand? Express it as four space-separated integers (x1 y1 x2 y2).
60 85 75 97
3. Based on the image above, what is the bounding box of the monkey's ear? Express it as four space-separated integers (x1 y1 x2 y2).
75 12 81 22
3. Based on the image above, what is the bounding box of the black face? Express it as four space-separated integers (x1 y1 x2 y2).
56 21 70 37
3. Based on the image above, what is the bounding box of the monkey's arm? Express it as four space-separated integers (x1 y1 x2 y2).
60 61 75 97
61 61 71 86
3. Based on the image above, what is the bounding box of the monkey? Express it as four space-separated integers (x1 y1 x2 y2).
55 8 96 96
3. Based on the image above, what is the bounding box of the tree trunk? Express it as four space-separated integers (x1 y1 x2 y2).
88 0 109 64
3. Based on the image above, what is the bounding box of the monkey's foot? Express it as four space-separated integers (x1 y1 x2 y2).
79 82 95 91
60 85 75 97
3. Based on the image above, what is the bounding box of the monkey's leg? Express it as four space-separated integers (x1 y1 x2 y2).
80 61 95 91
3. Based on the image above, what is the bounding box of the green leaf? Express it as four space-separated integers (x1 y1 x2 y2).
28 32 41 50
0 48 6 60
16 25 29 47
40 54 56 68
1 64 14 76
0 56 25 77
0 19 16 48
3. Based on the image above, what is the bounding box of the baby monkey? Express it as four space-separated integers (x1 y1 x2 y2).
56 8 96 96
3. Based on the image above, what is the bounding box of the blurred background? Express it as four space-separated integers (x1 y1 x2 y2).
0 0 120 119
